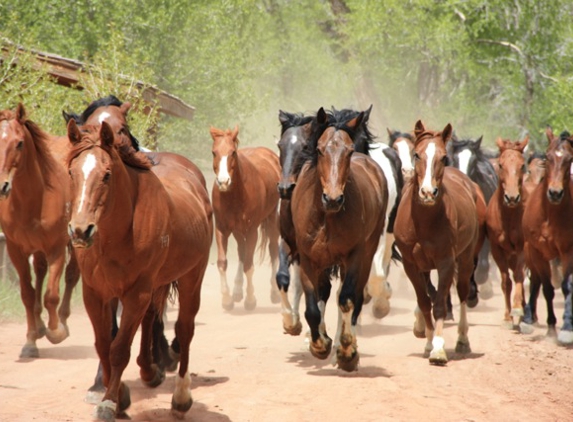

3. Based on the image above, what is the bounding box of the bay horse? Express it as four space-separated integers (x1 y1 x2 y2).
66 120 213 420
64 95 202 400
291 107 388 371
522 127 573 344
523 150 546 199
0 104 80 358
448 135 498 298
485 136 530 331
210 125 281 311
394 121 486 365
275 110 313 335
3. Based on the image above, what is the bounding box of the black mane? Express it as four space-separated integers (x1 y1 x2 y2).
279 111 314 135
387 130 413 146
64 95 141 151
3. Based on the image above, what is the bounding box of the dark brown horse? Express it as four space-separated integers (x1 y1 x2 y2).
0 104 80 358
486 136 529 331
523 150 546 199
387 128 415 181
522 128 573 343
394 121 485 365
210 126 281 311
290 107 387 371
66 120 212 421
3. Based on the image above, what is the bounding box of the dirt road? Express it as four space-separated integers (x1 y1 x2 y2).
0 256 572 421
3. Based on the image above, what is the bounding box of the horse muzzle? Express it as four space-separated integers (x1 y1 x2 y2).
322 192 344 212
418 187 439 205
503 193 521 207
277 182 295 200
547 187 564 204
216 178 231 192
68 223 97 248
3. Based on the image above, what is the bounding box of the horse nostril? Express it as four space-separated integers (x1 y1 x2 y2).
85 224 96 239
322 193 329 204
335 194 344 206
432 188 439 197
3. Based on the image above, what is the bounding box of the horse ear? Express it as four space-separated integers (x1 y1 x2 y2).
209 126 218 140
518 135 529 152
62 110 72 124
316 107 328 125
495 137 504 149
232 125 239 143
441 123 453 144
414 120 425 138
67 119 82 145
475 135 483 148
363 105 373 122
120 102 132 116
386 127 393 138
15 103 26 123
546 126 554 143
100 121 115 148
278 110 289 125
346 111 365 131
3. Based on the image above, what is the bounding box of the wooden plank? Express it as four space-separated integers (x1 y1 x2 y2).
1 45 195 121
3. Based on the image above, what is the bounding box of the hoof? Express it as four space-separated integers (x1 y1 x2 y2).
270 290 281 304
284 320 302 336
118 383 131 414
478 282 494 300
372 297 390 319
233 291 244 303
501 319 514 330
95 399 116 422
309 337 332 360
429 349 448 366
467 295 479 309
445 311 455 321
336 349 359 372
142 364 165 388
455 340 471 354
519 322 535 335
171 396 193 420
45 323 69 345
244 296 257 311
36 323 47 339
557 330 573 345
413 327 426 339
19 343 39 359
222 297 234 311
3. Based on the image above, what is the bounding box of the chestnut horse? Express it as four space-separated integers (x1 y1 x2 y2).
485 136 529 331
0 104 80 358
210 126 281 311
291 107 387 371
66 120 213 420
522 128 573 344
394 121 486 365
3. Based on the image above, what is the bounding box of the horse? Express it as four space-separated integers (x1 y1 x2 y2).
0 104 81 358
63 95 199 400
485 136 530 331
448 135 498 298
210 125 281 311
66 120 213 421
275 110 313 335
387 129 415 181
522 127 573 344
290 107 388 371
523 150 546 199
394 121 486 365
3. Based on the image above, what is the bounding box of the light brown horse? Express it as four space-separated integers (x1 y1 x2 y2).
522 128 573 343
0 104 80 358
394 121 486 365
291 107 387 371
210 126 281 311
486 136 529 331
66 120 212 421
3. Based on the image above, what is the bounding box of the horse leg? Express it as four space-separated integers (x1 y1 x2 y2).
137 299 166 388
403 264 434 356
367 233 391 319
303 266 333 360
510 253 526 328
541 280 557 340
277 241 302 335
266 216 281 304
241 229 258 311
86 298 119 404
428 262 456 365
232 233 246 304
558 275 573 345
43 251 69 344
171 266 206 418
57 246 81 330
455 259 473 355
476 239 494 300
522 245 547 333
215 228 233 310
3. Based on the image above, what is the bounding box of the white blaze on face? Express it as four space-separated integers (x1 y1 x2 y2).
290 134 298 145
395 140 414 171
77 153 96 212
421 142 436 192
457 149 472 174
97 111 111 124
217 155 231 185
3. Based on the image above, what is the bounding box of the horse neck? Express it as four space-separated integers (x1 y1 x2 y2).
10 138 49 207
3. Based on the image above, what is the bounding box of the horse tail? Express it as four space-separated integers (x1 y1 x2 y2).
391 241 402 263
153 283 174 318
257 221 271 264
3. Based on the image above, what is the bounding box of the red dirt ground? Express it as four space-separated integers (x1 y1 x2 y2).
0 256 572 422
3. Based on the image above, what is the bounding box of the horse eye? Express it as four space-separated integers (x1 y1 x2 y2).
441 155 447 163
103 171 111 182
16 140 23 150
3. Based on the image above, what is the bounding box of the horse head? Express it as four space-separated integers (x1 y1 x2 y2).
315 107 365 212
210 125 240 192
276 110 313 199
0 104 28 198
66 120 116 248
387 128 415 181
412 120 452 206
495 136 528 207
449 135 483 177
545 127 573 204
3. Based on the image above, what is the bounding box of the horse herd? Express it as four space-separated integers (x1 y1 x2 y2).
0 96 572 421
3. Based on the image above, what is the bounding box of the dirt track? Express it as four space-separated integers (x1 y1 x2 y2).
0 255 572 422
